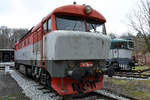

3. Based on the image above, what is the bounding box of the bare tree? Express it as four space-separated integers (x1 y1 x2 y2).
128 0 150 52
10 28 28 48
108 33 117 39
0 26 28 49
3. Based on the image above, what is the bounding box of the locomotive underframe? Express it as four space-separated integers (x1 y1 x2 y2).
15 59 106 77
15 59 106 95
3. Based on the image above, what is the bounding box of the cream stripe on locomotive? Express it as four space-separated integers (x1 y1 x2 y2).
45 30 110 60
16 30 111 62
15 42 41 61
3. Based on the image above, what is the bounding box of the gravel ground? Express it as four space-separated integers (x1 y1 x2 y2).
0 70 29 100
96 90 130 100
9 70 61 100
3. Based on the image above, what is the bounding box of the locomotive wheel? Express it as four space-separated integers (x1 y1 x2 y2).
108 68 115 77
39 68 47 85
46 72 51 89
34 67 41 82
25 66 32 77
25 67 28 76
15 63 19 70
31 66 36 79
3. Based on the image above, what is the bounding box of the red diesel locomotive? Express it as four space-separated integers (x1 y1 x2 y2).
15 4 111 95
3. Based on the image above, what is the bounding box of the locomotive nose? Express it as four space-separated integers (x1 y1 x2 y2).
49 31 111 60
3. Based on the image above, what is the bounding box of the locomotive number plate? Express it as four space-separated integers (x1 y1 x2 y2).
80 62 93 67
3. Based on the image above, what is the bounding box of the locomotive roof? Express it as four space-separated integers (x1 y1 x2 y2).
41 4 106 23
112 39 132 42
32 4 106 31
31 4 107 37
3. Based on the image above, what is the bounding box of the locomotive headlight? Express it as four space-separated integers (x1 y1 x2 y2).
67 70 73 76
84 5 92 14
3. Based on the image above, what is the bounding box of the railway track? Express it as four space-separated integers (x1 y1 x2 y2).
116 68 150 73
0 66 13 70
0 67 5 70
135 68 150 73
9 70 138 100
112 68 150 79
113 72 150 79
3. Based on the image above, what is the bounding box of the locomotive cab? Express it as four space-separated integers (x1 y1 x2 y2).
46 9 111 94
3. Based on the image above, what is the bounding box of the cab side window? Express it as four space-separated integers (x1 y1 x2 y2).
43 22 47 33
24 40 26 46
48 18 51 31
28 38 30 45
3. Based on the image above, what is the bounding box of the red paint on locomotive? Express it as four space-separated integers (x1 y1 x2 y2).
51 76 104 95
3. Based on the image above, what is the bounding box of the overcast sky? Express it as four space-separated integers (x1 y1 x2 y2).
0 0 139 35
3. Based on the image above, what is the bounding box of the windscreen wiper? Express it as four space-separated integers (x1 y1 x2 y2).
91 24 97 32
72 21 77 31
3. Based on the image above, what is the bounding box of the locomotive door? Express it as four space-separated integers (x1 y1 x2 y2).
42 35 46 63
41 21 47 67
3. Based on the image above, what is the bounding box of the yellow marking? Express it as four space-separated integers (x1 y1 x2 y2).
140 74 144 77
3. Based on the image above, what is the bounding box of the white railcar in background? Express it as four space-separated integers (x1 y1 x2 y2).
108 39 135 71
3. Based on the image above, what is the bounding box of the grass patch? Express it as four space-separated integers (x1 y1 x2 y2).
143 72 150 75
109 78 129 85
107 77 150 99
0 93 30 100
129 91 150 100
0 97 16 100
142 80 150 88
111 79 150 90
133 66 149 71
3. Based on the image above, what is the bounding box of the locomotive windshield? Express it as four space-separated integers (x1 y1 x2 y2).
111 40 134 49
56 15 106 34
86 19 106 34
111 42 127 49
56 15 85 31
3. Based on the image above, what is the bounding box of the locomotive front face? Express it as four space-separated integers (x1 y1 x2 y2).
45 15 111 95
45 15 111 76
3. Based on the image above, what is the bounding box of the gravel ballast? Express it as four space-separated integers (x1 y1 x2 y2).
9 70 61 100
